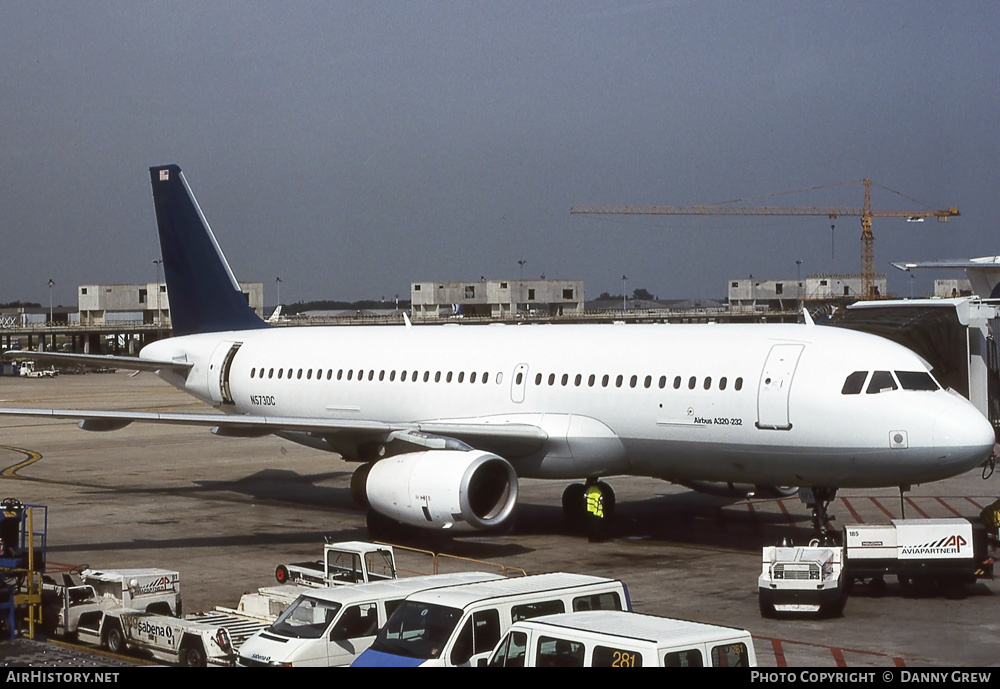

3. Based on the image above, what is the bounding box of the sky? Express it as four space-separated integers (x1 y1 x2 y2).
2 1 997 307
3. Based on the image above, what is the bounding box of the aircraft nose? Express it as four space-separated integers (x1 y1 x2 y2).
932 399 996 470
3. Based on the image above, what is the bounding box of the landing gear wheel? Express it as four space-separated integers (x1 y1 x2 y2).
350 463 373 508
562 484 586 520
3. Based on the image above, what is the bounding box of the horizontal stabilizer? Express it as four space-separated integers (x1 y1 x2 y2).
2 350 192 374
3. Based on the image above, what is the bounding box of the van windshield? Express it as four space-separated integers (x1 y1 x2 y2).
371 601 462 659
269 596 342 639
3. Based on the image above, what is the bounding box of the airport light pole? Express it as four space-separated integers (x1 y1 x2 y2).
796 259 802 304
517 260 526 313
622 275 628 311
275 276 282 307
48 279 54 324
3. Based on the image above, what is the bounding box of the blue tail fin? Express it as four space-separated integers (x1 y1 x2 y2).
149 165 267 336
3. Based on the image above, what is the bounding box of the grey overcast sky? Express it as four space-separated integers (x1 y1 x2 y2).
2 1 997 306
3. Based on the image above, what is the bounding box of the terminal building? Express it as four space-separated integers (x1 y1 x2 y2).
78 282 265 326
728 274 886 310
410 279 585 319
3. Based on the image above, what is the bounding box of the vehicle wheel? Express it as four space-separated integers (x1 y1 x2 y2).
182 641 207 667
940 578 967 600
561 484 586 520
820 594 847 618
105 624 125 654
40 613 58 637
275 564 290 584
758 591 777 619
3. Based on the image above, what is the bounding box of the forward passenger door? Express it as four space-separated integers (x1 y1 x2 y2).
756 344 803 430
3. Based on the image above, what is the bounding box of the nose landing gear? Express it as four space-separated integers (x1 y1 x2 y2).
799 487 838 539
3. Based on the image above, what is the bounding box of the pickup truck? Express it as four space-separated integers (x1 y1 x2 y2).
41 568 181 638
43 568 234 666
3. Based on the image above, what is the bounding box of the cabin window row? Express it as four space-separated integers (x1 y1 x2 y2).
526 372 744 392
248 367 494 385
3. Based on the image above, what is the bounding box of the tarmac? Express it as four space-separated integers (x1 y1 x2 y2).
0 372 998 667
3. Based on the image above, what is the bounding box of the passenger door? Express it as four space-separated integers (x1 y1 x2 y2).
756 344 804 430
328 602 379 666
449 609 501 667
207 340 242 405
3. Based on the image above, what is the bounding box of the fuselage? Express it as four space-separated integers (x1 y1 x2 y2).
141 321 996 490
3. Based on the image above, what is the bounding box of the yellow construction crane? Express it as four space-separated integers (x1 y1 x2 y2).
571 178 960 300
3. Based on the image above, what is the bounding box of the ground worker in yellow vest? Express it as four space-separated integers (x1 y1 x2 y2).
981 497 1000 546
586 482 606 542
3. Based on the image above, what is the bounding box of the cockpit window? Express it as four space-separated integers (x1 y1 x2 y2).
866 370 898 394
895 371 940 391
841 371 868 395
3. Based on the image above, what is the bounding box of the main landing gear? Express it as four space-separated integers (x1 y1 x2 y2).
561 480 616 524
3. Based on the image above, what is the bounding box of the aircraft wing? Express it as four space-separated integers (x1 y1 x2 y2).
0 407 549 458
892 258 1000 270
2 350 192 374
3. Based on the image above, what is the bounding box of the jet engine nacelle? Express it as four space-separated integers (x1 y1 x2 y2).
360 449 518 532
679 480 799 500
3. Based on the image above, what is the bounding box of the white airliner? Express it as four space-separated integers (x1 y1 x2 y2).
2 165 995 537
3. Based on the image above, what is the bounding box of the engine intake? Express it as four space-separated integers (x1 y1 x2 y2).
359 450 518 531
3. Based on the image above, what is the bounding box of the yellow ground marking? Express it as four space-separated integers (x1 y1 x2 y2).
0 445 43 479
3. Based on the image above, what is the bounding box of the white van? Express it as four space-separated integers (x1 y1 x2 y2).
235 571 501 667
352 573 630 667
487 610 756 667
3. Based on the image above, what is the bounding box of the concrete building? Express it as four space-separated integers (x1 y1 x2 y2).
728 274 887 309
78 282 264 326
411 279 584 319
933 279 974 299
